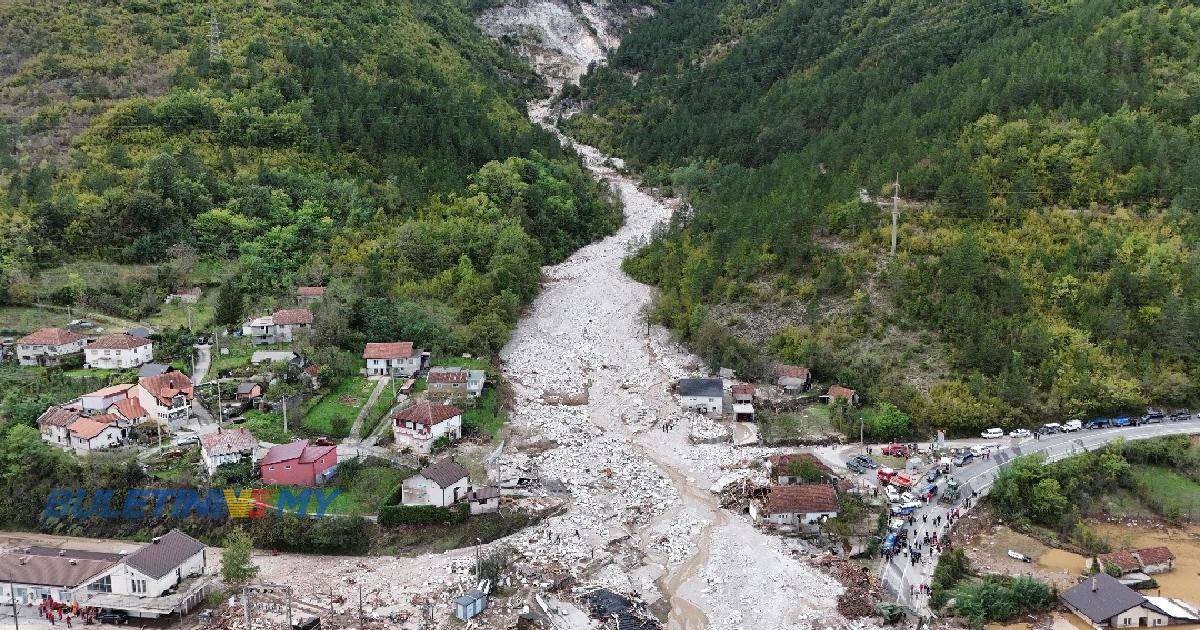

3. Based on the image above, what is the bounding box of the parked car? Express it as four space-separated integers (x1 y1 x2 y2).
952 452 974 467
970 445 991 457
1085 418 1111 429
890 504 917 516
898 500 922 510
1169 411 1191 422
885 486 901 503
846 459 865 474
1112 416 1133 427
880 443 910 457
1038 423 1062 434
1009 428 1031 438
853 454 880 468
1141 411 1165 424
980 427 1004 439
926 467 941 482
1062 419 1082 432
97 610 129 625
917 483 938 499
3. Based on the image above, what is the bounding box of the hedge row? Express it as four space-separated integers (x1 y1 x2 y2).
378 503 468 527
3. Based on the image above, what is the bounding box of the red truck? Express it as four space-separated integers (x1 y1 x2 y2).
877 467 896 484
880 443 910 457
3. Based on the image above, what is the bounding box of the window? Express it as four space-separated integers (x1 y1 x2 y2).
88 576 112 593
268 466 275 471
132 578 147 594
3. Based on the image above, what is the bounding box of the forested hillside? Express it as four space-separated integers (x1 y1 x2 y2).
567 0 1200 432
0 0 620 354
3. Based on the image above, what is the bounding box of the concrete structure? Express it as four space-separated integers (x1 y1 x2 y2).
678 378 723 414
427 367 486 397
200 428 258 475
732 403 756 422
242 308 313 344
731 383 755 404
392 402 463 454
132 371 194 427
465 487 500 515
15 328 86 366
84 334 153 369
755 484 839 529
776 364 812 392
363 341 424 377
259 440 337 486
0 548 120 606
401 458 471 507
1092 547 1177 577
80 383 135 412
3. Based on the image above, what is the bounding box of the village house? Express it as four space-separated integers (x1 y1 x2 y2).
81 383 135 412
37 405 82 447
393 402 464 454
79 529 209 619
109 397 149 426
731 383 755 404
776 364 812 392
767 453 835 484
464 487 500 515
15 327 86 366
363 341 425 377
820 385 860 407
131 371 194 427
167 287 201 304
1092 547 1177 577
401 458 472 507
678 378 723 414
235 381 263 401
1 530 210 620
259 440 338 486
200 428 258 475
754 484 840 529
84 333 154 369
1133 547 1176 575
427 367 487 397
295 286 326 305
66 415 125 453
242 308 313 344
1061 573 1200 628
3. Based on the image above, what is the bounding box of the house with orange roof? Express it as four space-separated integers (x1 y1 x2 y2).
363 341 425 377
66 416 125 453
131 371 194 427
393 402 463 454
84 333 153 369
15 328 86 366
295 286 326 305
820 385 860 407
776 364 812 392
80 383 136 412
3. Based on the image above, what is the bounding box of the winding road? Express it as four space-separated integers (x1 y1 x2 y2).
880 419 1200 611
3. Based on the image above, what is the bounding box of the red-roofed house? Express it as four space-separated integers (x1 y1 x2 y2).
242 309 313 344
363 342 424 377
1133 546 1175 574
776 364 812 392
66 416 124 453
80 383 135 412
37 405 82 447
427 367 486 397
259 440 338 486
731 383 756 404
84 333 153 369
16 328 86 366
200 428 258 475
296 286 326 305
109 397 149 424
820 385 860 407
131 372 194 426
756 484 840 528
393 402 463 454
1096 550 1143 576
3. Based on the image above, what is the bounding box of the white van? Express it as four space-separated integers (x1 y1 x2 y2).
980 427 1004 439
1062 420 1082 432
885 485 901 503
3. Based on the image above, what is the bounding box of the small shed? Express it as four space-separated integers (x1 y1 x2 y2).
732 403 756 422
236 381 263 401
454 589 487 621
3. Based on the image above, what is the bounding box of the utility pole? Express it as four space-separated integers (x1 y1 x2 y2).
8 580 19 630
214 331 223 426
890 172 900 256
285 586 292 630
475 538 483 580
242 586 251 630
358 583 364 629
281 397 288 433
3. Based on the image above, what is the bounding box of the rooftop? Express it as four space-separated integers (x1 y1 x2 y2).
138 372 194 405
1060 573 1146 624
394 402 463 427
296 286 326 297
678 378 723 398
1134 546 1175 566
0 552 115 588
17 327 84 346
363 341 415 359
765 484 839 515
418 458 469 488
767 453 834 475
122 529 205 580
138 363 171 377
200 428 258 457
112 398 147 420
428 367 469 384
37 405 81 428
826 385 857 400
776 364 810 379
1097 550 1142 573
83 383 135 399
272 308 313 325
260 440 336 466
87 333 151 350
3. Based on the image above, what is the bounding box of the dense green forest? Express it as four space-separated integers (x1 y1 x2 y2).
0 0 620 355
568 0 1200 431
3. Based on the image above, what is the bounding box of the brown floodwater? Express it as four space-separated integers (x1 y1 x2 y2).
990 524 1200 630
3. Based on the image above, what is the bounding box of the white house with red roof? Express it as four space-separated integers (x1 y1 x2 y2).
84 333 154 369
393 402 463 454
427 367 486 397
131 372 194 427
363 341 424 377
259 440 337 486
754 484 840 529
241 308 313 344
37 405 83 447
200 428 258 475
16 327 86 366
66 415 125 453
80 383 136 412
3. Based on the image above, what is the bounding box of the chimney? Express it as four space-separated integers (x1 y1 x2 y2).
1091 576 1097 592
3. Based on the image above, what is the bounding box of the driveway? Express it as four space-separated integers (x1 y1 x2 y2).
875 418 1200 613
191 343 211 384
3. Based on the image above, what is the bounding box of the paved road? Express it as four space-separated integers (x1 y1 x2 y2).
191 343 211 385
877 419 1200 611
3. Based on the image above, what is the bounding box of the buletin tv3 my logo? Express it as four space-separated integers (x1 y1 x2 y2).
42 488 340 519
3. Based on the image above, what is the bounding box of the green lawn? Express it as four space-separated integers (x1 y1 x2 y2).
35 262 157 294
239 409 296 444
209 335 258 376
144 297 215 331
0 305 72 334
463 389 506 439
63 368 119 378
758 405 836 444
436 356 490 370
302 376 373 437
1132 465 1200 521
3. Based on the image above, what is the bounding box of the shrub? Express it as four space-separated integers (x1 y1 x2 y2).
378 504 456 527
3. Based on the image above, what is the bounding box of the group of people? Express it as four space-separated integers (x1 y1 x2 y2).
35 599 100 626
